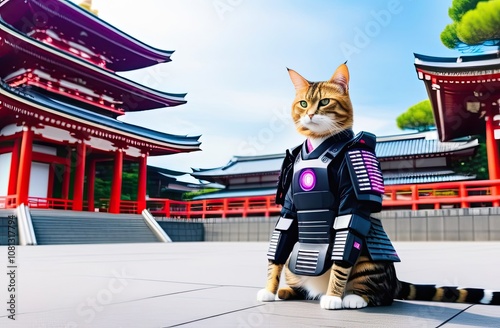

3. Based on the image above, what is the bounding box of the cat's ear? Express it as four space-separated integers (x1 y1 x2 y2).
287 68 310 91
330 63 350 93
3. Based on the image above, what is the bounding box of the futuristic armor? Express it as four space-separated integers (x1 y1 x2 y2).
267 130 399 276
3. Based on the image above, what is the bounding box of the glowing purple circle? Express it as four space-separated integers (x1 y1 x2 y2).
299 169 316 191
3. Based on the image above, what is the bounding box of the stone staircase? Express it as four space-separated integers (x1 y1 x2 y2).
29 209 161 245
0 209 16 245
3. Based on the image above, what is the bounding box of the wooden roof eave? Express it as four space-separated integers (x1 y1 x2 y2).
0 82 201 155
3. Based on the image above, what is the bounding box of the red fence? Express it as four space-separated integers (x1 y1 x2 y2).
147 179 500 218
147 196 281 219
2 179 500 217
383 179 500 210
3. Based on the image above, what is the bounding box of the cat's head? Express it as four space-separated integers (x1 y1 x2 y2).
288 63 353 139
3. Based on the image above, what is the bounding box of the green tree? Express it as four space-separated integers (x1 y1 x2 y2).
91 162 139 207
182 188 220 200
441 0 500 49
451 136 488 180
396 100 435 132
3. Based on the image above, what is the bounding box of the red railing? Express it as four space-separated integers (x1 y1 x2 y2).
147 195 281 219
383 179 500 210
0 195 17 209
2 179 500 217
147 179 500 218
26 197 73 210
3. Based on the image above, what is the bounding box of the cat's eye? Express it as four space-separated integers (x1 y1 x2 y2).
299 100 308 108
319 99 330 106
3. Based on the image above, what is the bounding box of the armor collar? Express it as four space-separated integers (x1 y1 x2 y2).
301 129 355 160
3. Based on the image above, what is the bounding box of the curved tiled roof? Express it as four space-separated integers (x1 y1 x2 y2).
414 51 500 71
0 0 174 71
0 19 186 112
192 154 284 178
375 132 478 159
383 171 476 185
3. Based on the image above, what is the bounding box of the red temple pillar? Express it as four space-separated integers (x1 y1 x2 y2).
485 105 500 180
485 103 500 206
16 127 34 206
87 159 96 212
62 154 71 209
72 142 86 211
109 149 123 214
8 137 21 197
47 165 54 200
137 153 147 214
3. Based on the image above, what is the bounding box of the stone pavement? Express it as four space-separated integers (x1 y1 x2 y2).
0 241 499 327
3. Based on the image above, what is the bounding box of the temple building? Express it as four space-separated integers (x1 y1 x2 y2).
147 165 204 200
191 153 284 200
414 51 500 181
0 0 201 213
191 131 479 200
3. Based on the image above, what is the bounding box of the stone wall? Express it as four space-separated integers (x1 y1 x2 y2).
373 207 500 241
169 207 500 242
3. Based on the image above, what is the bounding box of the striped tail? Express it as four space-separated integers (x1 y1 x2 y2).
396 281 500 305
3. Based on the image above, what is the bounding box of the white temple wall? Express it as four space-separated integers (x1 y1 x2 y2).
28 162 49 199
0 152 12 197
28 145 56 200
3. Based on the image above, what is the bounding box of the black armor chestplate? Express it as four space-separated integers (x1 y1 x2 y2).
288 146 336 276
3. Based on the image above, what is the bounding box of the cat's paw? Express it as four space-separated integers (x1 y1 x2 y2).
257 289 276 302
320 295 343 310
277 287 297 300
342 294 368 309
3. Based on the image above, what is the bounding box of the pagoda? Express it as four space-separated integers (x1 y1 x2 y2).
0 0 201 213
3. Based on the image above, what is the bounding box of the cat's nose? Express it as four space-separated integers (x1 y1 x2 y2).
308 114 314 119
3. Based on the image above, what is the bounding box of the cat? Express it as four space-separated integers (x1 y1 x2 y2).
256 63 500 309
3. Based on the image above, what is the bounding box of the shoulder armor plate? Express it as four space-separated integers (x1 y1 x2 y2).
346 148 384 199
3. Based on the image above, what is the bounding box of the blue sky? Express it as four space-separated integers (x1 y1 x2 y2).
89 0 463 173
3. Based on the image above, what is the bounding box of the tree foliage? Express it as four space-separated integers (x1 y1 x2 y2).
451 136 488 180
91 162 139 207
396 100 435 132
441 0 500 49
182 188 220 200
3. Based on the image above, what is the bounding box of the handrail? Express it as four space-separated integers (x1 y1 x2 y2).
141 209 172 242
24 204 37 245
16 203 37 246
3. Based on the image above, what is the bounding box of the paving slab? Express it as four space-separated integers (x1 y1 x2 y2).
0 242 499 327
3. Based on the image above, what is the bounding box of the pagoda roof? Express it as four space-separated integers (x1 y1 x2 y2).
414 51 500 71
383 169 476 185
192 153 284 178
0 19 186 113
147 166 205 194
375 131 478 160
0 82 201 156
0 0 174 71
148 165 190 178
414 52 500 141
